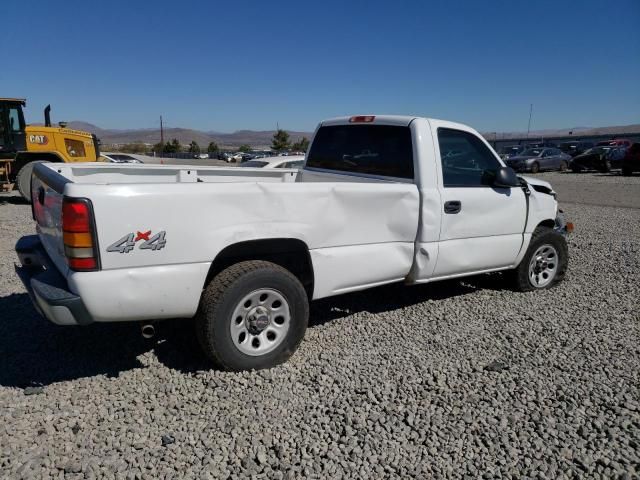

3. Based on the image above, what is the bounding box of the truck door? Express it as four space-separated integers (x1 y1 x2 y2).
432 127 527 278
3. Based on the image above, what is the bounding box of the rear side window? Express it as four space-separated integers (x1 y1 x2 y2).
437 128 502 187
307 125 414 179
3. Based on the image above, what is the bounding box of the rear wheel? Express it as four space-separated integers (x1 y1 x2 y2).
196 260 308 370
509 226 568 292
16 160 47 203
570 164 581 173
530 162 540 174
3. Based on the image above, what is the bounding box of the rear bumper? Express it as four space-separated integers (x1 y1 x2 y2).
15 235 93 326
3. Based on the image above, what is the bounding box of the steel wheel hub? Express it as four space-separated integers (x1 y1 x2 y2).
230 288 290 356
528 244 558 288
247 306 270 334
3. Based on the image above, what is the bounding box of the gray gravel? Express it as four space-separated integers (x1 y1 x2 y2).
1 172 639 479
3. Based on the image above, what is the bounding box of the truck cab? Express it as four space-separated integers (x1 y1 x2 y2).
0 98 27 157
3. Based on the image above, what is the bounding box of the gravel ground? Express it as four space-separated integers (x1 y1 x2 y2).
1 172 639 479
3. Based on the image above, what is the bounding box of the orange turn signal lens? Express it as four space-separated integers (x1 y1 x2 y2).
63 231 93 247
566 222 574 233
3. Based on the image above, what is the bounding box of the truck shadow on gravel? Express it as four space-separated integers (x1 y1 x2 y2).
0 193 29 205
0 274 506 386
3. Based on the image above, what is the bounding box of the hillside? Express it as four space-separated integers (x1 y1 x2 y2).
65 122 313 148
63 121 640 148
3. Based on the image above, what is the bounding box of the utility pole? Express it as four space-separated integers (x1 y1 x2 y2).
526 104 533 139
160 115 164 152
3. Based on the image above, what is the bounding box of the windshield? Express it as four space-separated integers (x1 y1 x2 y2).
240 160 268 168
520 149 543 156
110 154 135 160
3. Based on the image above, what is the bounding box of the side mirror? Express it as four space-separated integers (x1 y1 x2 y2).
493 166 520 188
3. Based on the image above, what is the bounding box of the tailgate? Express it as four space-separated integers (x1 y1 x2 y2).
31 163 71 276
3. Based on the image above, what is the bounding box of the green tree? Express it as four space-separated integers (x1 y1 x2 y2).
207 141 219 153
188 141 200 154
153 142 163 154
238 144 252 153
291 137 309 152
163 138 180 153
271 129 291 152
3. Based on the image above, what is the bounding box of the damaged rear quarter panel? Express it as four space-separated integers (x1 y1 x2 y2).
74 180 420 301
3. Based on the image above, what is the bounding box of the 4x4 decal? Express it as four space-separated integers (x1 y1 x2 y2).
107 231 167 253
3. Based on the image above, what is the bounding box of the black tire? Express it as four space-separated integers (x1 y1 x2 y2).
510 226 568 292
600 160 611 173
530 162 540 174
570 165 581 173
196 260 309 370
16 160 46 203
622 165 632 176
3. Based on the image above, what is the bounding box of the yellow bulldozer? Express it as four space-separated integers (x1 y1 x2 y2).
0 98 101 201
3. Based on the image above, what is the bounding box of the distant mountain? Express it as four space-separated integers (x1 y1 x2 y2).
63 120 640 148
65 122 313 148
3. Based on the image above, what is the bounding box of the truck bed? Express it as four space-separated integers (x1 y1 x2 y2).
48 162 300 185
31 162 420 322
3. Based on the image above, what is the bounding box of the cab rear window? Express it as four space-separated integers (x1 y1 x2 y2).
307 125 414 179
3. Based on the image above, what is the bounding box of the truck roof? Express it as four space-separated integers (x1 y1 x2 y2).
320 115 477 133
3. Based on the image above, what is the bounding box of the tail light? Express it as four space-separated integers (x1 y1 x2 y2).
62 198 100 271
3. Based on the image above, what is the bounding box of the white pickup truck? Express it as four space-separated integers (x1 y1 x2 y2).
16 115 571 370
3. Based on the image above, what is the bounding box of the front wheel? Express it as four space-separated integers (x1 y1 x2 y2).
196 260 309 370
530 162 540 174
509 226 568 292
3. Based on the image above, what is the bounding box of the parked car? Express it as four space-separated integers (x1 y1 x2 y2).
217 152 235 163
505 148 571 173
194 153 209 159
498 145 526 160
622 143 640 176
596 138 633 148
239 156 305 169
100 153 144 164
17 115 570 371
569 146 627 173
558 141 594 157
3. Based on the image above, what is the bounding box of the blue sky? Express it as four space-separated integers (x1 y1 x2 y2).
3 0 639 132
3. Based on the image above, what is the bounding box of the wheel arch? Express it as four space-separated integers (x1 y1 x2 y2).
205 238 314 298
536 219 556 230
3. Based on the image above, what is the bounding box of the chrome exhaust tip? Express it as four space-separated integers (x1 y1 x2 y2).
141 324 155 339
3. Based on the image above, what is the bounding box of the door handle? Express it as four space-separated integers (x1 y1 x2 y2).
444 200 461 214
